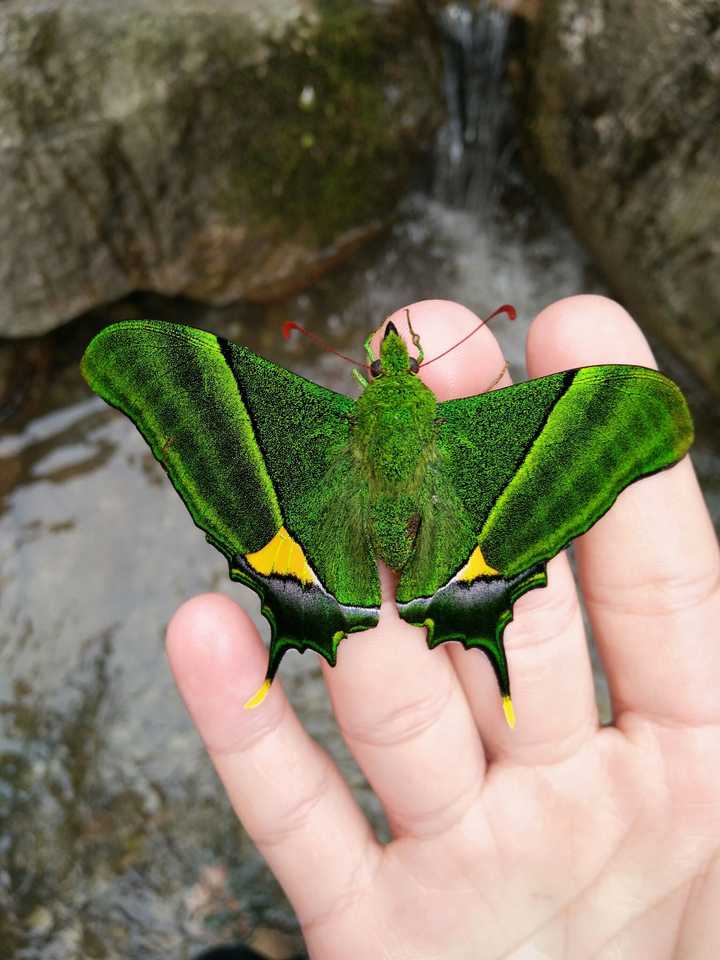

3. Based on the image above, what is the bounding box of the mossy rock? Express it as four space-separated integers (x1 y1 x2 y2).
0 0 442 336
522 0 720 393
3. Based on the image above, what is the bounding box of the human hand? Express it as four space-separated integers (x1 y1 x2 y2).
167 297 720 959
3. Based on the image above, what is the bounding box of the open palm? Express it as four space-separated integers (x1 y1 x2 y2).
168 297 720 959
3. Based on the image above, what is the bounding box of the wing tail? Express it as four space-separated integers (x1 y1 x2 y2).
398 564 547 726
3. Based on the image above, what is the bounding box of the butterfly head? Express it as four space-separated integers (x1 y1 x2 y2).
370 321 420 379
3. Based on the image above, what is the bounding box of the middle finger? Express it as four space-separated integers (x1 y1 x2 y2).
323 301 491 840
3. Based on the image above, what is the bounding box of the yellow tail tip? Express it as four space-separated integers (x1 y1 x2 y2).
502 695 516 729
244 679 271 710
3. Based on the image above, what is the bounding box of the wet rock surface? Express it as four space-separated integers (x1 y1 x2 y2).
0 0 440 337
524 0 720 393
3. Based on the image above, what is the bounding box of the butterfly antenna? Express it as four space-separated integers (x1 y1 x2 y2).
420 304 517 368
282 321 370 370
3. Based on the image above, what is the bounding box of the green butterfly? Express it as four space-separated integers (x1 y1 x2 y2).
81 310 693 726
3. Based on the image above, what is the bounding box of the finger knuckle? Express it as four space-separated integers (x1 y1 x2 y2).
340 681 453 749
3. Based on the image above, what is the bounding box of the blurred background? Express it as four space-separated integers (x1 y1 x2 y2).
1 1 718 957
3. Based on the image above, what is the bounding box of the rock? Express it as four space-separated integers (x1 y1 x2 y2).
247 926 305 959
523 0 720 392
26 905 54 937
492 0 540 19
0 0 440 336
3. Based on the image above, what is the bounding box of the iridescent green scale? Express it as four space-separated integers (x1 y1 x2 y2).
81 318 693 725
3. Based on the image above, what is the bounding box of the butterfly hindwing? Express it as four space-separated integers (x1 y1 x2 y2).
81 320 380 681
397 365 693 705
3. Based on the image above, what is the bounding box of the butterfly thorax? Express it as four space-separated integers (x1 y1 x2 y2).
349 331 438 571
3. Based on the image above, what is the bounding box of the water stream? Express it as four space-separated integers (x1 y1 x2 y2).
434 0 513 208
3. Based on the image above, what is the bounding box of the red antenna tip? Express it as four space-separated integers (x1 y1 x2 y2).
420 303 518 368
282 321 299 340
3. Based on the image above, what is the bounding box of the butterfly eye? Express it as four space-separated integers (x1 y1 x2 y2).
370 359 382 378
408 357 419 374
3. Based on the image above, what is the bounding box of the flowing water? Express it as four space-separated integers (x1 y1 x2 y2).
1 5 718 957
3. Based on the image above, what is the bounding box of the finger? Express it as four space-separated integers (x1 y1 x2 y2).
166 594 380 927
416 302 599 765
526 295 720 726
324 301 494 839
456 550 598 765
396 299 513 400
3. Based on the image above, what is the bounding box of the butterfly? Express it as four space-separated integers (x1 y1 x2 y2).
81 307 693 726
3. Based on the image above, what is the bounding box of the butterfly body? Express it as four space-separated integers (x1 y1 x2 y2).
349 326 439 572
81 316 693 724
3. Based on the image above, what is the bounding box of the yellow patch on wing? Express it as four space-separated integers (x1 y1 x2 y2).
245 525 317 584
455 544 499 582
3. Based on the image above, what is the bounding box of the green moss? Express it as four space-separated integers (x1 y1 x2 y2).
4 1 435 264
219 1 429 242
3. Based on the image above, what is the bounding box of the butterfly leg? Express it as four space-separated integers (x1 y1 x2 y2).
363 330 377 365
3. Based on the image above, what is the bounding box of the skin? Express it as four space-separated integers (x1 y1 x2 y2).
167 296 720 959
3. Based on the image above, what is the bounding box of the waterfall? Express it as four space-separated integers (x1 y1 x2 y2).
434 1 512 211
